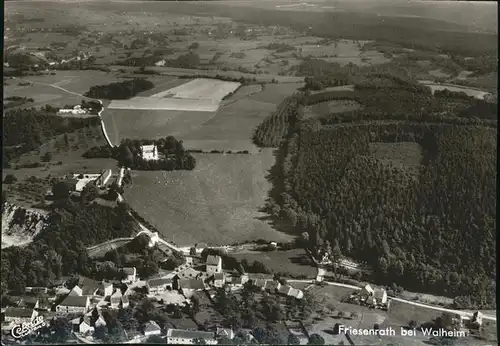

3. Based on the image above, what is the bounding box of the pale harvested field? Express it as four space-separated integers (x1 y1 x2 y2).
418 81 491 99
125 150 294 246
149 78 241 101
101 108 216 145
107 97 219 112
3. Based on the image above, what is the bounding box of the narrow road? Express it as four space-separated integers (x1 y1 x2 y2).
12 77 115 148
286 279 497 322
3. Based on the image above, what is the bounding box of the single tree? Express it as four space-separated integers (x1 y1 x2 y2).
52 181 71 199
308 333 325 345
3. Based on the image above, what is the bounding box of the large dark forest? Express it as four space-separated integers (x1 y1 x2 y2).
253 75 497 309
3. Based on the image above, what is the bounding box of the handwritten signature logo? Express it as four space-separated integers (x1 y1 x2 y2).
11 316 46 339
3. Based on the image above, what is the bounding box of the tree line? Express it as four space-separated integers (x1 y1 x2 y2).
82 137 196 171
84 78 154 100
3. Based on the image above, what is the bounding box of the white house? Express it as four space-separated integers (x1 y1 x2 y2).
121 267 137 283
3 307 37 324
211 273 225 288
69 285 83 296
79 317 94 334
216 327 234 340
472 311 483 327
165 329 217 345
229 273 249 289
140 144 159 161
147 278 173 295
143 320 162 337
206 255 222 275
373 289 388 305
110 289 123 309
56 296 90 315
360 284 375 300
316 267 326 282
94 315 107 328
98 281 114 298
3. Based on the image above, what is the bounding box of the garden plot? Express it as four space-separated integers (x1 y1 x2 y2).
107 97 219 112
149 78 241 102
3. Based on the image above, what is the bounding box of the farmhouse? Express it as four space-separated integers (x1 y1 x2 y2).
143 320 162 337
251 279 268 290
373 288 388 305
77 316 94 334
178 279 206 295
206 255 222 274
72 174 102 192
140 144 159 161
471 311 483 326
56 295 90 315
17 297 40 310
3 307 37 324
166 329 217 345
360 284 375 301
121 267 137 283
316 267 326 282
216 327 235 340
57 105 89 116
110 289 122 309
147 278 174 295
194 243 208 253
209 273 225 288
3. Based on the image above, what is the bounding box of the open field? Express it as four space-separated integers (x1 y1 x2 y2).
107 97 219 112
247 83 304 104
124 150 294 246
149 78 240 101
231 248 317 277
101 86 278 150
308 100 363 116
368 142 424 168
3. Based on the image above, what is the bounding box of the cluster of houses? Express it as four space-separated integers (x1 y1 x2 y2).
56 105 91 116
348 284 390 310
1 252 305 344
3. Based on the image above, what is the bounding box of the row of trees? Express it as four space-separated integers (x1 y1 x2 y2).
252 97 304 147
84 78 154 99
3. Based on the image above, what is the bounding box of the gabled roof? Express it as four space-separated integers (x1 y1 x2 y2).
59 295 89 308
252 279 267 288
213 273 225 280
373 289 386 300
278 284 292 295
121 296 129 305
179 279 205 290
206 255 221 266
265 281 279 291
4 307 33 318
167 329 215 340
148 278 173 287
121 267 136 276
195 243 208 249
144 320 161 333
111 289 123 298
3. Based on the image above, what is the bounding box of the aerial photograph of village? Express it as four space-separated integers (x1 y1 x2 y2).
1 0 497 344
